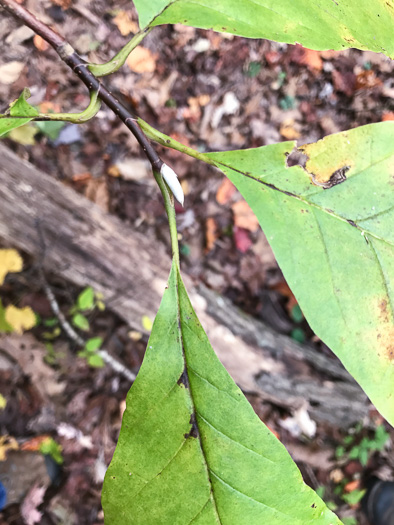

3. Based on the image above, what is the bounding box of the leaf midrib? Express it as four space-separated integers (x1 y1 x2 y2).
175 270 223 525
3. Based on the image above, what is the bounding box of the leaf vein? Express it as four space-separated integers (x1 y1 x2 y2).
208 468 294 518
368 238 394 320
188 365 240 401
311 208 351 334
188 498 211 524
131 439 187 500
196 410 274 464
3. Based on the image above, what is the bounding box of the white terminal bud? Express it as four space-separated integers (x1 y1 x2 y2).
160 163 184 206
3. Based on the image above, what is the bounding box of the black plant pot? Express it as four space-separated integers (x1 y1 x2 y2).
362 477 394 525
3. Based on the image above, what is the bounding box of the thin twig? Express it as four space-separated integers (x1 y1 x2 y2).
0 0 163 173
39 268 136 383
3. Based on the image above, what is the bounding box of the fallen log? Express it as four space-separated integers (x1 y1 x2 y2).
0 144 368 427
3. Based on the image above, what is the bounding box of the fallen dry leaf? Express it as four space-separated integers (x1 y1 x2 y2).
21 435 51 452
21 483 46 525
344 479 361 493
33 34 49 51
72 172 92 183
84 177 109 211
271 280 298 312
38 101 61 113
332 69 356 97
0 249 23 285
127 47 157 73
183 94 211 121
216 177 236 205
289 44 323 71
320 49 341 59
50 0 71 8
205 217 219 253
355 69 382 90
233 227 252 253
5 305 36 334
113 10 139 36
0 334 66 397
279 119 301 140
0 61 24 84
232 200 260 232
382 111 394 121
0 436 18 461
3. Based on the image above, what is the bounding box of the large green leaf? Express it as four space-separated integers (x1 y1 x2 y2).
202 122 394 426
102 261 340 524
0 88 38 138
134 0 394 58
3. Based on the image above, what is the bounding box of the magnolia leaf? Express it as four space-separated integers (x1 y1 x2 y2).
5 305 36 334
102 261 340 524
0 249 23 285
0 88 39 138
202 122 394 425
140 119 394 424
134 0 394 59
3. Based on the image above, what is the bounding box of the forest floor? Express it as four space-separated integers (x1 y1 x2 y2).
0 0 393 523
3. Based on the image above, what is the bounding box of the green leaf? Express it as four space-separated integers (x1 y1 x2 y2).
39 437 64 465
342 489 366 505
290 304 304 323
374 425 390 449
201 121 394 426
35 120 65 140
77 286 95 311
85 336 103 352
0 299 13 333
0 88 38 138
43 317 59 328
72 313 90 331
291 328 306 343
87 354 105 368
342 518 357 525
134 0 394 58
102 261 340 524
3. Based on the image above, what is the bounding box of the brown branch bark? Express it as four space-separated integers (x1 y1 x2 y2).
0 0 163 172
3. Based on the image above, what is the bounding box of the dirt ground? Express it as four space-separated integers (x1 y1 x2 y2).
0 1 393 523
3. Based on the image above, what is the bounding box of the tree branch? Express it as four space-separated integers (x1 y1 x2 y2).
0 0 163 172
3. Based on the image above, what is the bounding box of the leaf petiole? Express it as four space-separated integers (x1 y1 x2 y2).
88 28 152 77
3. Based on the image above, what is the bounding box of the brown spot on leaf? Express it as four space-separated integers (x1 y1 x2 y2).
310 166 350 188
379 299 389 323
184 413 199 439
375 298 394 361
177 368 189 388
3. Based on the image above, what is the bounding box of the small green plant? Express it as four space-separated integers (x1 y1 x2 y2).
342 518 358 525
40 286 105 367
39 437 64 465
341 489 366 506
336 424 390 466
69 286 105 332
78 336 105 368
